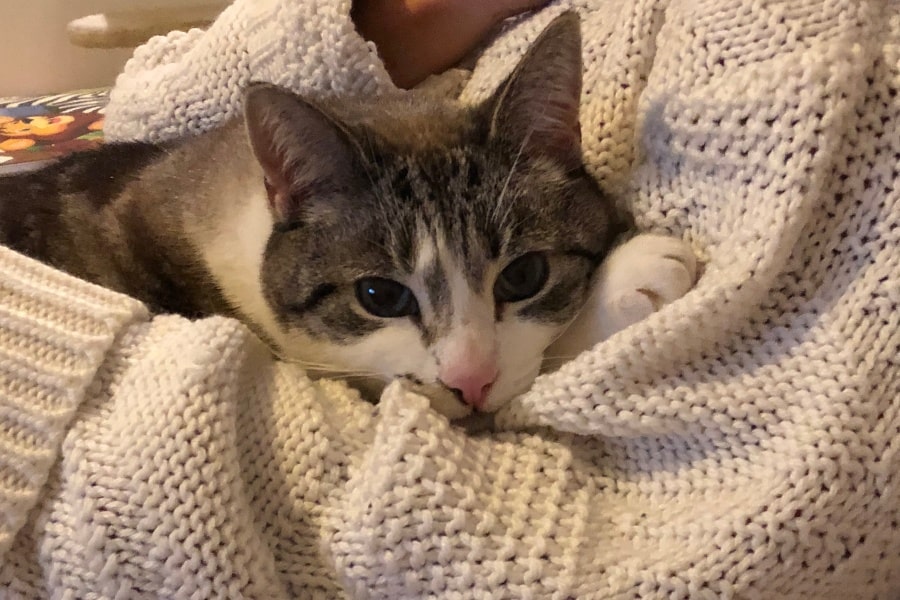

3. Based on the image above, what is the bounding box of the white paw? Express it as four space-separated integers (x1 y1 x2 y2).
392 377 472 420
599 233 697 334
545 234 697 365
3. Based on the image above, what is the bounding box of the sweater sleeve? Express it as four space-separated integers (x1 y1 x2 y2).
0 246 150 561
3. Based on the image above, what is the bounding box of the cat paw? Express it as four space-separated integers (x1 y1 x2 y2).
545 234 697 366
394 376 473 420
598 233 697 334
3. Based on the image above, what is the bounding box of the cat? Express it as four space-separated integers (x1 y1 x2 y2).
0 13 695 419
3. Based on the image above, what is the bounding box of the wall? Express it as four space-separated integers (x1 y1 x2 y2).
1 1 138 97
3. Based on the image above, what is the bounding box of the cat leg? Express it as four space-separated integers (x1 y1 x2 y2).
545 234 698 367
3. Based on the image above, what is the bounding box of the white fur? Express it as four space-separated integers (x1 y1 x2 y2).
488 319 557 411
436 247 497 367
546 233 698 368
197 185 287 349
408 230 438 320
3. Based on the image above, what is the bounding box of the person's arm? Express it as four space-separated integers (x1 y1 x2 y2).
351 0 549 88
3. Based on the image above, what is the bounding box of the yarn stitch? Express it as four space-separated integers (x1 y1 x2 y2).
2 0 899 597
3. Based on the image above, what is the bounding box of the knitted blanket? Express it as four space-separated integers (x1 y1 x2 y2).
2 0 899 597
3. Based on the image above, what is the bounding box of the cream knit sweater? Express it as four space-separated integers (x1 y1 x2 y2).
2 0 899 597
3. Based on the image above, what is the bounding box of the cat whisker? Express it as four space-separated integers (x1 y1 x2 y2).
284 362 381 377
494 122 532 219
300 365 382 377
544 319 583 348
269 353 383 377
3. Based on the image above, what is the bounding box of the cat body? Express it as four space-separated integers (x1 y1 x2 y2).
1 134 229 316
0 14 696 418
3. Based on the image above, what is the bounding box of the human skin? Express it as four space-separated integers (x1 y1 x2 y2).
351 0 550 88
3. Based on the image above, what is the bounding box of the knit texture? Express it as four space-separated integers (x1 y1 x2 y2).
3 0 899 597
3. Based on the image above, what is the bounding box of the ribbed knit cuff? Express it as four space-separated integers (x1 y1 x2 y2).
0 247 150 559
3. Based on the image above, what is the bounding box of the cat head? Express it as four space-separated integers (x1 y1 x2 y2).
243 13 619 418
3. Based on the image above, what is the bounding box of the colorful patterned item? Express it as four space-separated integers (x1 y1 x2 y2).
0 89 108 171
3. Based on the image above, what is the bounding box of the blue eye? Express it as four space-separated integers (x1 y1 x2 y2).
355 277 419 318
494 252 549 303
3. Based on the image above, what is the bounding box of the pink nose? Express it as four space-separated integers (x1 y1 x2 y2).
439 364 499 410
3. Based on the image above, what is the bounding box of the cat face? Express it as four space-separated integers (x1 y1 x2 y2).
245 13 617 417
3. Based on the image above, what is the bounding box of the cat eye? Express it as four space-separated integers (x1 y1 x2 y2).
355 277 420 318
494 252 549 303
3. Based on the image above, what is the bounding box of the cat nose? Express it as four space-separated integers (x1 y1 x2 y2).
440 364 499 410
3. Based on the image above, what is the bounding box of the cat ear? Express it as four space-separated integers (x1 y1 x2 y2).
243 84 359 223
488 12 583 170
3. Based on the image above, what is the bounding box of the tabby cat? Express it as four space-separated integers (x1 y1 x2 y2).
0 14 695 418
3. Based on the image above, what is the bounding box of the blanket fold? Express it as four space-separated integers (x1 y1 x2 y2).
105 0 392 142
0 248 148 563
2 0 898 598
